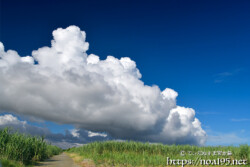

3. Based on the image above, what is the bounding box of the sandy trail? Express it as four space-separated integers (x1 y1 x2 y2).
35 153 80 167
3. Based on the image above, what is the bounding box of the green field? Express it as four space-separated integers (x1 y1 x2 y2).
0 128 62 166
67 141 250 167
1 128 250 167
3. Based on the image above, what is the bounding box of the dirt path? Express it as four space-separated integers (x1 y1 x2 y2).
35 153 80 167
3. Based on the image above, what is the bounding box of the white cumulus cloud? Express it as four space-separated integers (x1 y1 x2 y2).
0 26 206 145
88 131 108 138
0 114 26 126
70 129 80 138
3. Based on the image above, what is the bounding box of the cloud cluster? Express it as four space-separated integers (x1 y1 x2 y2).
0 26 206 145
0 114 108 149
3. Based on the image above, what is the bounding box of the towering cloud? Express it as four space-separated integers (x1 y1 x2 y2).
0 26 206 145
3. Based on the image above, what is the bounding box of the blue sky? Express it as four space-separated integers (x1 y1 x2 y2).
0 0 250 146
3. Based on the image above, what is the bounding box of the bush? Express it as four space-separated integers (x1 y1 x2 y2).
0 128 62 164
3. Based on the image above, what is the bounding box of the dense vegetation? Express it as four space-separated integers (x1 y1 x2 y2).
0 128 62 166
67 141 250 166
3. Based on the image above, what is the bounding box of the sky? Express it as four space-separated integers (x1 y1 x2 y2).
0 0 250 147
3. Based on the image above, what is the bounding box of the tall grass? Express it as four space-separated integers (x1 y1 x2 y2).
67 141 250 166
0 128 62 165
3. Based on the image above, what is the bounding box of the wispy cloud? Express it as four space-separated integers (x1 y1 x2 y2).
213 69 242 83
231 118 250 122
207 133 249 146
206 130 249 146
196 111 221 115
